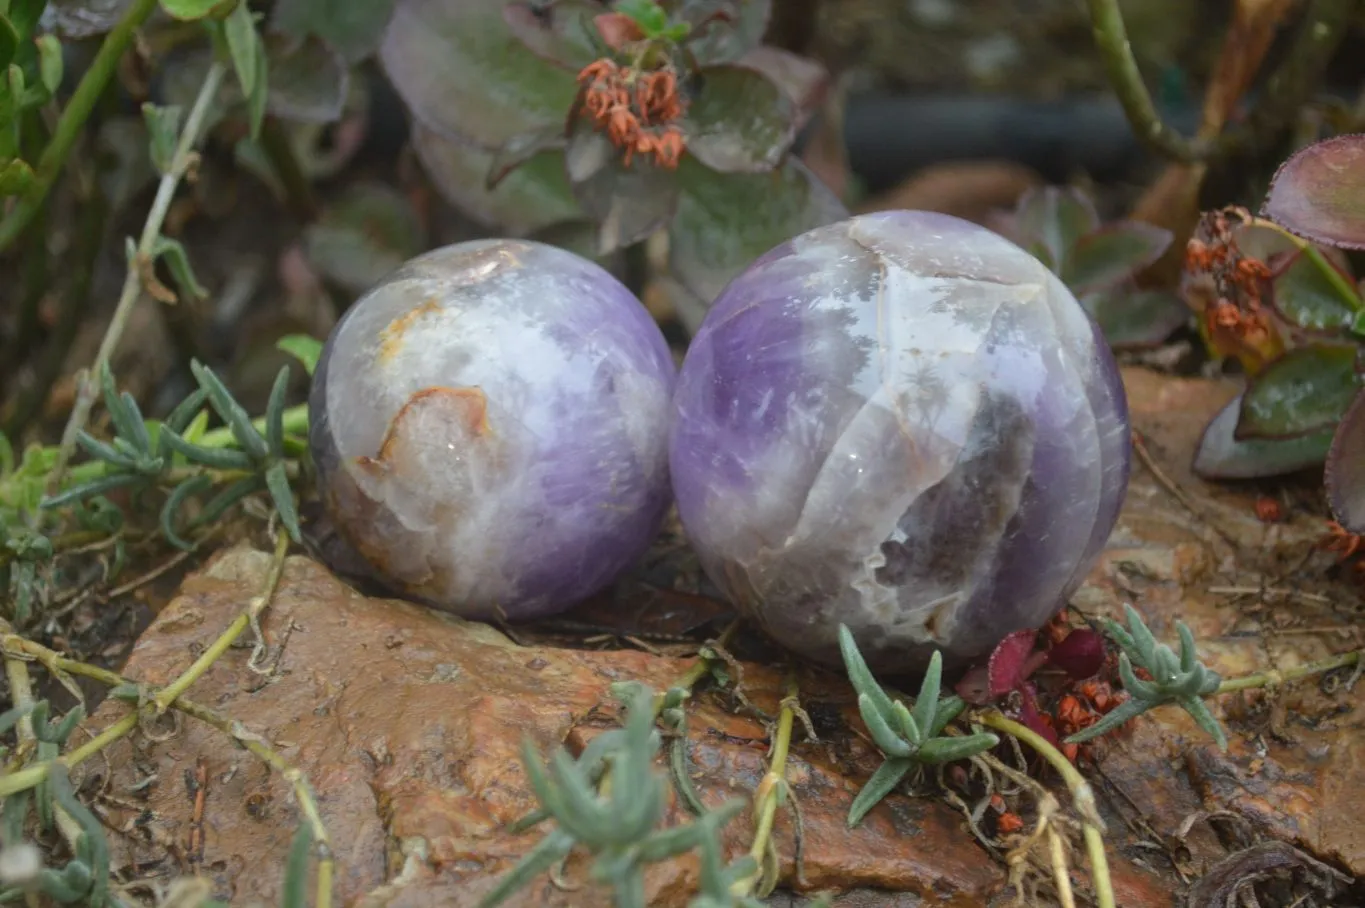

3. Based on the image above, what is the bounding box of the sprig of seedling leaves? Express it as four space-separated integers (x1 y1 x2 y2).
837 624 1000 827
1065 604 1226 751
41 359 301 550
480 681 764 908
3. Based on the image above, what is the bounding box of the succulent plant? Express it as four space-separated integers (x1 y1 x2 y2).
309 238 677 620
669 210 1132 674
996 185 1185 351
377 0 847 315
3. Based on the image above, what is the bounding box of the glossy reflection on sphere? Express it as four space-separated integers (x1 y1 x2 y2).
670 210 1131 673
310 239 677 620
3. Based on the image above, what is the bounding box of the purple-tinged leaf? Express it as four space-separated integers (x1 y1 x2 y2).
565 120 678 254
682 0 772 66
487 126 570 190
668 154 847 304
1082 288 1189 350
1235 343 1360 440
1263 134 1365 251
681 64 796 173
503 0 601 71
412 123 581 234
988 629 1040 697
270 0 396 63
1063 221 1173 295
264 33 349 124
302 182 426 296
955 664 992 705
1267 247 1362 334
1047 629 1105 681
734 46 828 132
1011 185 1099 274
1193 393 1333 480
1325 389 1365 532
379 0 578 151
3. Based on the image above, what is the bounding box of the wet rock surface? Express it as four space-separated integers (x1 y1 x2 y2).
86 365 1364 906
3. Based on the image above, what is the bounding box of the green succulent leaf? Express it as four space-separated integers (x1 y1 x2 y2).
669 154 848 304
503 0 601 69
564 119 678 254
379 0 579 150
276 335 324 377
1061 221 1172 294
1326 389 1365 532
1082 287 1189 350
681 65 795 173
1263 133 1365 251
160 0 236 21
0 157 33 197
1012 184 1100 274
1193 392 1334 480
1269 247 1363 333
270 0 398 63
412 123 581 235
1235 343 1360 441
682 0 772 66
142 103 183 174
846 757 911 828
303 181 427 295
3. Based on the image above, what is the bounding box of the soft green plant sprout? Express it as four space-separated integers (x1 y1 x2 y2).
837 624 999 827
1065 603 1226 750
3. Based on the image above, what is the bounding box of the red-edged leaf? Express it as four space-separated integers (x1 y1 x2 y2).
594 12 645 49
668 154 848 304
734 45 828 132
682 65 796 173
987 629 1039 697
683 0 772 66
1193 393 1334 480
1267 247 1363 334
1011 185 1099 274
1046 629 1105 681
412 123 581 234
1263 134 1365 251
503 1 601 70
565 118 678 254
379 0 578 151
1235 343 1361 440
1063 221 1173 294
1325 388 1365 532
1082 288 1189 350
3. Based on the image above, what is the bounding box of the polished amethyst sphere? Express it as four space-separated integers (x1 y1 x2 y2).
669 210 1131 673
309 239 677 620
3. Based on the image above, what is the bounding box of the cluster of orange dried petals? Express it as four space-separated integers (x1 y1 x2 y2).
578 58 687 169
1185 206 1278 361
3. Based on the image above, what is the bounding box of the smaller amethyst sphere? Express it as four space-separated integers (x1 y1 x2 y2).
309 239 677 621
669 210 1131 673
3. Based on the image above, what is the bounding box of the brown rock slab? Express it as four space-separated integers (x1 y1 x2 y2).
88 548 1005 907
86 364 1365 906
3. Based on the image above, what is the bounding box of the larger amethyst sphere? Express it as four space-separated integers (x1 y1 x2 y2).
309 239 677 621
670 210 1131 673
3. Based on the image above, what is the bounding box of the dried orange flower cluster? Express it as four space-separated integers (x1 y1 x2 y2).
578 58 687 169
1185 206 1277 357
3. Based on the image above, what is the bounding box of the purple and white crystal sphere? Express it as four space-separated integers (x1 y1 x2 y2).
670 210 1131 673
309 239 677 620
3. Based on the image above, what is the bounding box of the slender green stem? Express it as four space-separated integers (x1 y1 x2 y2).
1085 0 1199 162
47 59 230 492
732 670 798 898
1086 0 1352 164
977 711 1115 908
1217 650 1360 694
0 620 333 907
152 529 290 711
0 0 160 252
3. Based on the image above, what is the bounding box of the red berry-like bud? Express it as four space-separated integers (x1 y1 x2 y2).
1047 628 1106 680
